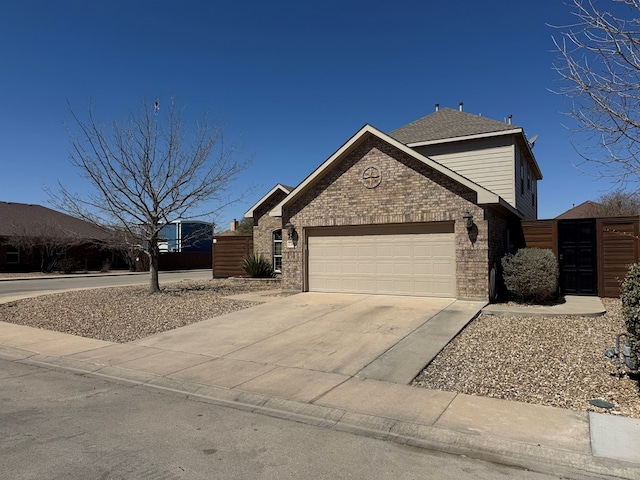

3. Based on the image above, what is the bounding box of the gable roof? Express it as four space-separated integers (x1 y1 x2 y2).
270 124 520 218
389 107 542 180
389 108 519 145
0 201 109 239
555 200 600 219
244 183 292 218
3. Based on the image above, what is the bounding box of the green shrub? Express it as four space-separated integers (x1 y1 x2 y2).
242 253 274 278
501 248 559 304
620 263 640 365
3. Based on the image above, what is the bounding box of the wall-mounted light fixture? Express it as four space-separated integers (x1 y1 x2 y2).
463 211 474 230
284 221 295 240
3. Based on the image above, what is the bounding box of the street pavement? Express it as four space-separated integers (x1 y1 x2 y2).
0 270 212 303
0 358 561 480
0 282 639 479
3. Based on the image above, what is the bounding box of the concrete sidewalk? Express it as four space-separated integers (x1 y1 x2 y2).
482 295 607 317
0 293 638 479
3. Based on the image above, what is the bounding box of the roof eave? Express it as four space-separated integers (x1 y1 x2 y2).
404 128 524 147
245 184 292 218
517 134 543 180
270 124 502 217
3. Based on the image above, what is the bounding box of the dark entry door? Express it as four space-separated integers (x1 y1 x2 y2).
558 219 598 295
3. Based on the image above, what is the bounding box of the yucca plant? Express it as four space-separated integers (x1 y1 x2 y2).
242 253 274 278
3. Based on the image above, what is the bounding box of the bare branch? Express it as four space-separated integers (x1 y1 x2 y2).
552 0 640 185
50 98 250 292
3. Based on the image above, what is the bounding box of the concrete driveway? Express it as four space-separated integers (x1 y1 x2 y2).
118 293 483 398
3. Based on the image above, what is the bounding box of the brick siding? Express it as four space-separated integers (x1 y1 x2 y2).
253 189 288 271
278 134 505 300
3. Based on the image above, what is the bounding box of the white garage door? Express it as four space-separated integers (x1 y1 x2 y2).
307 225 455 297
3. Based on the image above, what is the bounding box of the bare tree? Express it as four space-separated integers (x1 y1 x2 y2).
588 189 640 216
52 98 249 292
100 225 145 272
553 0 640 184
236 217 254 235
8 220 87 273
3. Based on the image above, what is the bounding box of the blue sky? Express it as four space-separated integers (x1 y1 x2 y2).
0 0 617 227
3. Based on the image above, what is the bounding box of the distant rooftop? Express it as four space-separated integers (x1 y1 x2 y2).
0 201 108 239
555 201 601 219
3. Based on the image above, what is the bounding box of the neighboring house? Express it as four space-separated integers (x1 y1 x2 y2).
0 201 110 272
555 201 602 219
244 184 293 273
158 220 213 253
244 107 542 300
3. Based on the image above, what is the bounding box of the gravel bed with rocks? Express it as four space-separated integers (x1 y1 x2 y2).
0 278 280 343
412 297 640 418
2 279 638 418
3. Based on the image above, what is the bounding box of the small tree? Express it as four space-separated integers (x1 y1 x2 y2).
52 98 249 293
236 217 254 235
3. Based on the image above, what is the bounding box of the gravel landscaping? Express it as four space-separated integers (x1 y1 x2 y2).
0 278 279 343
0 278 638 418
412 298 640 419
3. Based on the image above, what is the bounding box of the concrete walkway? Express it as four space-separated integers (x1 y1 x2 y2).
482 295 607 317
0 291 638 479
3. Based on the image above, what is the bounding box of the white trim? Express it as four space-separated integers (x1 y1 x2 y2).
270 124 503 217
244 184 291 218
405 128 524 147
272 228 283 273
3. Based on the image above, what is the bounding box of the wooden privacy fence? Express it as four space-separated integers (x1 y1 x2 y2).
522 216 640 297
212 235 253 277
159 252 212 271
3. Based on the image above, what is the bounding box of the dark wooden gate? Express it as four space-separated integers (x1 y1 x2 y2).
558 219 598 295
522 216 640 297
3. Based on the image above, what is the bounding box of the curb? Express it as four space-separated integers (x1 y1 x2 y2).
0 272 148 282
1 346 636 480
0 269 212 282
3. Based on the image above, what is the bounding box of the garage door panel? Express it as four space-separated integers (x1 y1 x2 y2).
308 227 455 297
393 263 413 275
342 262 358 274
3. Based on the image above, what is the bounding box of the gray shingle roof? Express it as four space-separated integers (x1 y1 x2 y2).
0 201 108 240
388 108 518 144
555 201 601 219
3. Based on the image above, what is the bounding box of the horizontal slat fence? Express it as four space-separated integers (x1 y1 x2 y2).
212 235 253 277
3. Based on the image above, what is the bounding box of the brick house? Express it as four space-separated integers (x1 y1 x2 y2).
245 107 542 300
0 201 111 272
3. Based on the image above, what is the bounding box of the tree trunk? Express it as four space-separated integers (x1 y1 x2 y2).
148 238 161 293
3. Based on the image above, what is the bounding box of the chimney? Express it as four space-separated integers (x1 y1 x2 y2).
507 114 512 125
459 102 463 112
435 103 439 112
230 219 238 231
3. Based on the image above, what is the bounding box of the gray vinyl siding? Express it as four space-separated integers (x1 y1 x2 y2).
413 137 515 206
514 145 537 219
